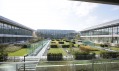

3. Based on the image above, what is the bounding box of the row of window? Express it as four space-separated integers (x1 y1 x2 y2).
38 30 75 35
81 25 119 36
0 22 32 35
0 37 31 43
82 37 119 43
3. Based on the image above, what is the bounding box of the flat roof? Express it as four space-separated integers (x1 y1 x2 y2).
81 19 119 32
73 0 119 5
0 16 34 31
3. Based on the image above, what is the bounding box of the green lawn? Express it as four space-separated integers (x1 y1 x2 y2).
110 47 119 51
74 44 79 47
91 49 106 55
48 48 67 55
8 48 28 56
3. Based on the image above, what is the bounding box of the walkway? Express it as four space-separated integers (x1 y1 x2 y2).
28 40 49 56
36 40 51 57
18 40 51 71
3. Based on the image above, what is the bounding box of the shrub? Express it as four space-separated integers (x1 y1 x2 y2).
100 43 111 47
56 39 60 41
51 42 56 43
72 42 75 44
74 52 95 60
62 44 70 48
100 52 119 59
50 44 58 48
80 45 98 52
22 44 28 48
0 44 8 61
116 44 119 48
0 53 8 62
47 53 63 61
52 39 55 41
59 42 64 44
66 40 70 42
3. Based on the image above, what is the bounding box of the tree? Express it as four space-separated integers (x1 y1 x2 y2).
0 44 8 61
75 33 80 40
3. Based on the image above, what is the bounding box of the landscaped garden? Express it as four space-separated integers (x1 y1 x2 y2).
4 40 47 56
48 48 66 55
47 39 96 61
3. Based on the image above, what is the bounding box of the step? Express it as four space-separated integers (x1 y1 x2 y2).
19 68 36 71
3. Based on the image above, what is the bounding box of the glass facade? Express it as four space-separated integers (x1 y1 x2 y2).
37 29 76 39
0 21 33 44
81 24 119 44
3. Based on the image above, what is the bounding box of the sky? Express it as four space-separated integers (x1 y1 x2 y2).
0 0 119 32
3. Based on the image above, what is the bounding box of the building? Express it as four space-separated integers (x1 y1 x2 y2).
74 0 119 5
0 16 33 44
37 29 76 39
80 19 119 45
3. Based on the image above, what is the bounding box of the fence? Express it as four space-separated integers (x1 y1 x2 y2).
37 59 119 71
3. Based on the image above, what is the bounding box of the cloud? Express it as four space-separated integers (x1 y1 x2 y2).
71 2 99 17
112 6 119 11
0 0 111 31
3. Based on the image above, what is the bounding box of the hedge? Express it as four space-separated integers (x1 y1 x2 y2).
47 53 63 61
72 42 75 44
66 40 70 42
100 43 111 47
62 45 70 48
75 52 95 60
51 42 56 43
100 52 119 59
50 44 58 48
59 42 64 44
0 53 8 61
80 45 98 52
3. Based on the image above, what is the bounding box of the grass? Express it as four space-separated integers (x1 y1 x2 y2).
8 48 27 56
90 49 107 54
48 48 67 55
110 47 119 51
74 44 79 47
38 61 69 65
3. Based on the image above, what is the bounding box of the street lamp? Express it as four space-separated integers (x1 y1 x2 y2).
24 55 25 71
24 54 28 71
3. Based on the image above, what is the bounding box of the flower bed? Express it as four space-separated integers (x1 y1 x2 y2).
80 45 99 52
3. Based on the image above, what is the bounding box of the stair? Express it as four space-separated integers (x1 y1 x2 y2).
18 57 39 71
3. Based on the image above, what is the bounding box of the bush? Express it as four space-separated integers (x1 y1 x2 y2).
72 42 75 44
50 44 58 48
0 53 8 62
56 39 60 41
66 40 70 42
47 53 63 61
100 43 111 47
100 52 119 59
62 45 70 48
51 42 56 43
116 44 119 48
59 42 64 44
52 39 55 41
74 52 95 60
80 45 98 52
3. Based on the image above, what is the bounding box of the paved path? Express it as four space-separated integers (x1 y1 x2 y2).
36 40 51 57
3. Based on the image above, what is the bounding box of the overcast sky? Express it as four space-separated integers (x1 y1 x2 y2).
0 0 119 31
